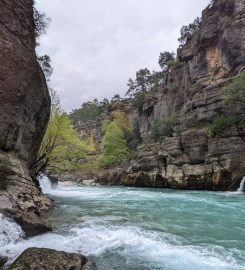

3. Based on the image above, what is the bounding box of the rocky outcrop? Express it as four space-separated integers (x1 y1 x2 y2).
7 248 92 270
119 128 245 190
3 210 52 237
98 0 245 191
0 0 52 232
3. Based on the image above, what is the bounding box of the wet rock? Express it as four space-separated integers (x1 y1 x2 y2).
3 210 52 237
7 248 90 270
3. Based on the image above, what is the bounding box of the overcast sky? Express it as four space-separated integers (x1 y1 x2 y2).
36 0 210 112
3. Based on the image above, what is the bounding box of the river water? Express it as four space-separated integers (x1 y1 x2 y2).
1 176 245 270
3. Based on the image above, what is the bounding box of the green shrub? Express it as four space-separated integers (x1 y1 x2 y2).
224 71 245 106
208 116 235 137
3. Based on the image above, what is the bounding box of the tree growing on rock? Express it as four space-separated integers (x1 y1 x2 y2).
178 17 202 46
158 51 175 72
126 68 163 109
158 51 176 85
38 55 53 80
33 7 50 39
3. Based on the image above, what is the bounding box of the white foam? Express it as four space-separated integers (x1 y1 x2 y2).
39 175 53 194
1 220 244 270
0 214 24 259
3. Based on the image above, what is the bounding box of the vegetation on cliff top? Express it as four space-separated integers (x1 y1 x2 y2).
70 99 110 125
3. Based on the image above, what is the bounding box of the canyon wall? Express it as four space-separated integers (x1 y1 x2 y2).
0 0 52 232
98 0 245 190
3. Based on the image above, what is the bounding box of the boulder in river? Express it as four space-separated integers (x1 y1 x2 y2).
7 248 91 270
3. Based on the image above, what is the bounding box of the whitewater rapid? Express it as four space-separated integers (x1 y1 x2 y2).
1 176 245 270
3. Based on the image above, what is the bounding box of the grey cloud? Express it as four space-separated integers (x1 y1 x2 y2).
36 0 210 112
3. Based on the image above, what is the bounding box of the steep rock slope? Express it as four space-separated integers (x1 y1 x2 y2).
0 0 52 231
99 0 245 190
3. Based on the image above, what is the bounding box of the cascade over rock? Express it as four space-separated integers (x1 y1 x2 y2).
0 0 52 233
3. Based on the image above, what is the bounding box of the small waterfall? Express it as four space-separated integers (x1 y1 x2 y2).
38 175 53 194
237 177 245 193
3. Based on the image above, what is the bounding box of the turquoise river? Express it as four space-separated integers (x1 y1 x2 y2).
1 176 245 270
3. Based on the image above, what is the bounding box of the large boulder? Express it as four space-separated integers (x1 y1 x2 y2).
6 248 91 270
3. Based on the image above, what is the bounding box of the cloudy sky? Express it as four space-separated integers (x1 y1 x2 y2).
36 0 210 112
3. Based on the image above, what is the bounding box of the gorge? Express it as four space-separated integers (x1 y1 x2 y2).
0 0 244 269
69 0 245 191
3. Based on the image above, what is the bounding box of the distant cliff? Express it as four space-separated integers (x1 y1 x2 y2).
0 0 51 234
91 0 245 190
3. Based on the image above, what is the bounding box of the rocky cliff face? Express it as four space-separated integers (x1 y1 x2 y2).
0 0 52 232
99 0 245 191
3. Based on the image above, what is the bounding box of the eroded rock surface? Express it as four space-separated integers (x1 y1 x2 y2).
0 0 51 232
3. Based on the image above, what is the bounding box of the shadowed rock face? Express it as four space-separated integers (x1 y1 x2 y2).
0 0 50 165
0 0 52 232
98 0 245 191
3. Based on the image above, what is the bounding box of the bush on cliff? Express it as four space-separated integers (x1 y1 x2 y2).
208 116 235 137
208 71 245 139
224 71 245 106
